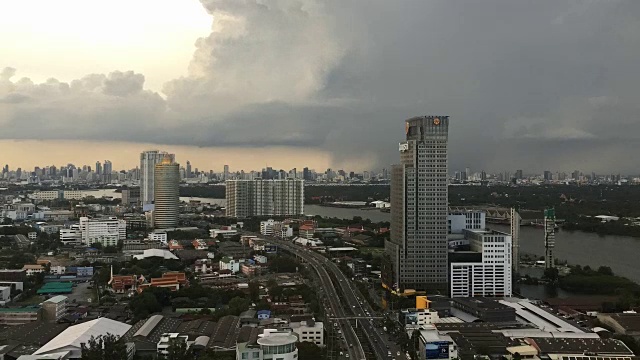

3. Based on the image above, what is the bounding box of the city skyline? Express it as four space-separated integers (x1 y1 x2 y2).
2 1 640 173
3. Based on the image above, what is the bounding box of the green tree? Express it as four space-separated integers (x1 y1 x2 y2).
297 342 325 360
80 333 127 360
227 296 251 315
248 281 260 302
598 266 614 276
165 338 189 360
543 267 560 283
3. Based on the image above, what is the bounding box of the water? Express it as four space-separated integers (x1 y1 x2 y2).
79 189 226 206
81 191 640 284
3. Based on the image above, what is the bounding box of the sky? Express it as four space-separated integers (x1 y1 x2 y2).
1 0 640 174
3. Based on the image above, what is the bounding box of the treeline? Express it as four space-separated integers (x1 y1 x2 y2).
179 185 226 199
304 185 390 203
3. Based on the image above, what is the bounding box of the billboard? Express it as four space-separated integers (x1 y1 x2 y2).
265 244 278 253
425 341 449 359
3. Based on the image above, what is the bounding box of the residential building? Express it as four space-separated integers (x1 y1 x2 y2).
299 224 315 240
192 239 207 250
121 187 141 206
193 259 216 274
236 329 298 360
226 179 304 218
140 150 175 205
210 229 238 239
290 320 324 346
260 219 294 238
27 232 37 240
157 333 189 358
0 305 41 325
62 190 84 200
0 286 10 304
450 229 512 297
385 116 450 293
241 264 262 277
79 216 126 247
42 295 67 322
153 158 180 229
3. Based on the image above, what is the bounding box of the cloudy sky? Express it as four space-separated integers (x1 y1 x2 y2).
1 0 639 174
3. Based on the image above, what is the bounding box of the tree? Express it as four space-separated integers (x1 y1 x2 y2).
297 342 324 360
80 333 127 360
543 267 560 283
248 281 260 302
165 338 189 360
598 266 614 276
227 296 251 315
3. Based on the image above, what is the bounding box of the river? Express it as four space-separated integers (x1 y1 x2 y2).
81 190 640 284
79 189 226 206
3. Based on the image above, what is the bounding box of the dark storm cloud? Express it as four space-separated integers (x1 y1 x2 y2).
2 0 640 172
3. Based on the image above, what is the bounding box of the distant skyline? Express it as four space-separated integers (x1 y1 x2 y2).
2 1 640 173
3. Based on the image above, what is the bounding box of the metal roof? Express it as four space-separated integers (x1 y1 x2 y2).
34 318 131 355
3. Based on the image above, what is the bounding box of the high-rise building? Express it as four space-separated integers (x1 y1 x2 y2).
510 208 521 273
103 160 112 183
140 150 175 205
186 161 192 178
543 170 552 181
223 165 230 181
385 115 449 293
153 158 180 229
95 161 102 175
515 169 523 180
544 208 556 269
226 179 304 218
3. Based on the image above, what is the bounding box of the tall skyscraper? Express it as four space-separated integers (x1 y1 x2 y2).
510 208 521 273
226 179 304 218
153 158 180 229
140 150 175 205
223 165 230 181
385 116 449 293
95 161 102 175
544 208 556 269
186 161 192 178
103 160 113 183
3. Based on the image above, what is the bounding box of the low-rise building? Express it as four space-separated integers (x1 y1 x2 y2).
27 232 37 240
210 228 238 239
0 286 11 304
59 225 82 245
148 231 167 245
22 264 45 276
0 306 42 325
157 333 189 358
290 320 324 346
236 329 298 360
79 216 127 247
220 257 242 273
192 239 208 250
298 224 315 240
137 272 188 293
193 259 216 274
42 295 67 322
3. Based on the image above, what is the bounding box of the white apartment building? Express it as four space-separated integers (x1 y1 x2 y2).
290 320 324 346
448 210 486 234
59 225 82 245
157 333 189 357
226 179 304 218
79 216 127 247
22 265 45 276
450 229 512 298
236 329 298 360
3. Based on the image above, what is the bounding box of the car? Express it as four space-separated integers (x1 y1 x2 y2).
397 351 401 356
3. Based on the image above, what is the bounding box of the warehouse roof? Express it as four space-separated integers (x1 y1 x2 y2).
34 318 131 355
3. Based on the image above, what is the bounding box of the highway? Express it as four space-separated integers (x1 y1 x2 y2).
300 247 367 360
270 237 407 360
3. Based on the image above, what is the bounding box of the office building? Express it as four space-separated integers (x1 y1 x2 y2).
385 116 449 293
59 225 82 245
121 187 140 206
290 320 324 346
185 161 192 178
140 150 175 205
79 216 127 247
226 179 304 218
236 329 298 360
153 158 180 229
450 229 512 297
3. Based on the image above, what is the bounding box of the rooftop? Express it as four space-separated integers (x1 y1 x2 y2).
530 337 633 355
34 318 131 355
44 295 68 304
601 313 640 332
0 322 69 346
453 297 512 311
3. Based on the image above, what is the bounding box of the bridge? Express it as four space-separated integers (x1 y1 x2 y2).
449 206 564 224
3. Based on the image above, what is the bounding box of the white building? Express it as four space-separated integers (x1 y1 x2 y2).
260 219 293 238
450 229 512 298
22 264 45 276
59 225 82 245
448 210 486 234
0 286 11 305
290 320 324 346
27 232 37 240
236 329 298 360
226 179 304 218
33 317 132 358
400 308 441 329
254 255 268 264
219 257 242 273
148 231 168 245
210 229 238 239
79 216 127 247
293 237 323 247
157 333 189 358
